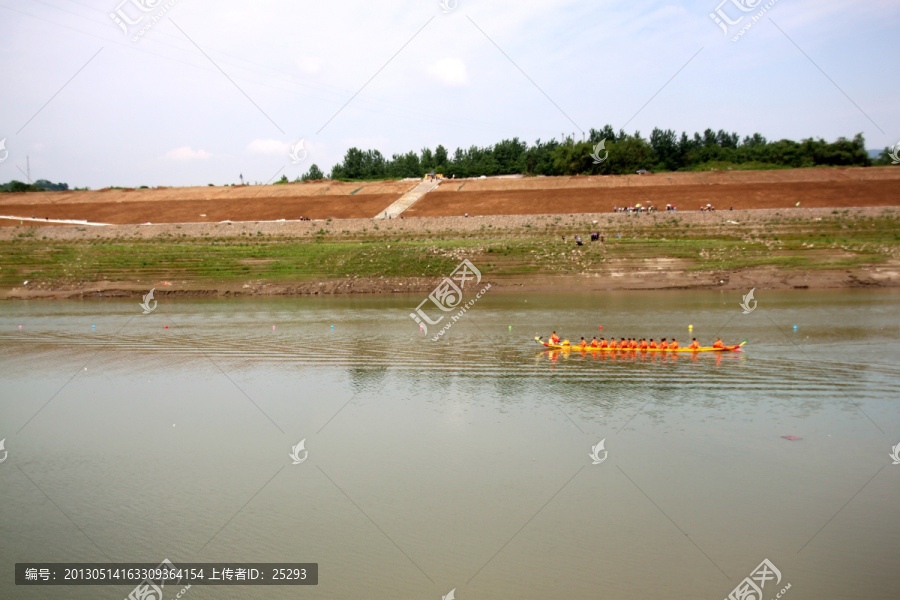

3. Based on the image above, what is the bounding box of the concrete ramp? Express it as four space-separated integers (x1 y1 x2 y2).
375 180 439 219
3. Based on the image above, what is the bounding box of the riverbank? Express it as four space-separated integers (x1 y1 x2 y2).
2 206 898 299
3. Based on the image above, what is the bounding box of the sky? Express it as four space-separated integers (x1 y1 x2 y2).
0 0 898 189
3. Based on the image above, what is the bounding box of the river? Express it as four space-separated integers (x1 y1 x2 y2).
1 289 898 599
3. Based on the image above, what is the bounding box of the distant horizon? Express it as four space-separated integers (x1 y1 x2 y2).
2 130 893 191
4 162 899 193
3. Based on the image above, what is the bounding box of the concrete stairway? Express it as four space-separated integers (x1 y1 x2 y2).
375 180 440 219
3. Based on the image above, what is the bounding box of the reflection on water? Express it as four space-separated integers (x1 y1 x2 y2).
1 290 899 600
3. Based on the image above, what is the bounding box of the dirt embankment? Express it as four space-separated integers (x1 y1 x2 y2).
406 167 900 216
0 167 897 225
0 180 417 225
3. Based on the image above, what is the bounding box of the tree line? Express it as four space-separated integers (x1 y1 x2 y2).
316 127 888 181
0 179 69 193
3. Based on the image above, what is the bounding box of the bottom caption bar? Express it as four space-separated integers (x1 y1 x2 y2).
16 562 317 585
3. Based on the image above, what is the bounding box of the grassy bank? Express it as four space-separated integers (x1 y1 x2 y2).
2 212 898 292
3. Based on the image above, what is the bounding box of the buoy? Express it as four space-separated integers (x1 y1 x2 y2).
18 325 23 330
272 325 276 330
164 325 168 329
688 324 693 331
92 325 96 329
598 325 603 330
331 325 334 329
508 325 512 331
793 325 798 331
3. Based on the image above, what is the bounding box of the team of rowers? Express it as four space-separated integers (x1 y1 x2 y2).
547 331 726 350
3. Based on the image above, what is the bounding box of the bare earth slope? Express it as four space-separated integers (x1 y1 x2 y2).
0 180 416 225
404 167 900 217
0 167 897 225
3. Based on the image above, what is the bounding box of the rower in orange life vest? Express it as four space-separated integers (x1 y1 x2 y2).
670 339 679 350
630 338 638 350
648 339 658 349
659 338 669 350
590 337 599 348
578 337 587 349
713 337 725 349
550 331 560 345
620 338 628 349
599 337 609 348
689 338 700 349
639 338 649 350
609 338 618 349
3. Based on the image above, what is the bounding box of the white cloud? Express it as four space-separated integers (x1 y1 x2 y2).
165 147 211 160
247 139 291 155
426 58 469 87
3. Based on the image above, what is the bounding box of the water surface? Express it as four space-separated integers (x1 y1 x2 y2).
2 289 899 599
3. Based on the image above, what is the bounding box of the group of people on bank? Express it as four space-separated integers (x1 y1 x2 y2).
547 331 725 350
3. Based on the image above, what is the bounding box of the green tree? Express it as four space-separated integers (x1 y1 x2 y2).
434 144 449 170
301 164 325 181
650 128 679 171
420 147 435 172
